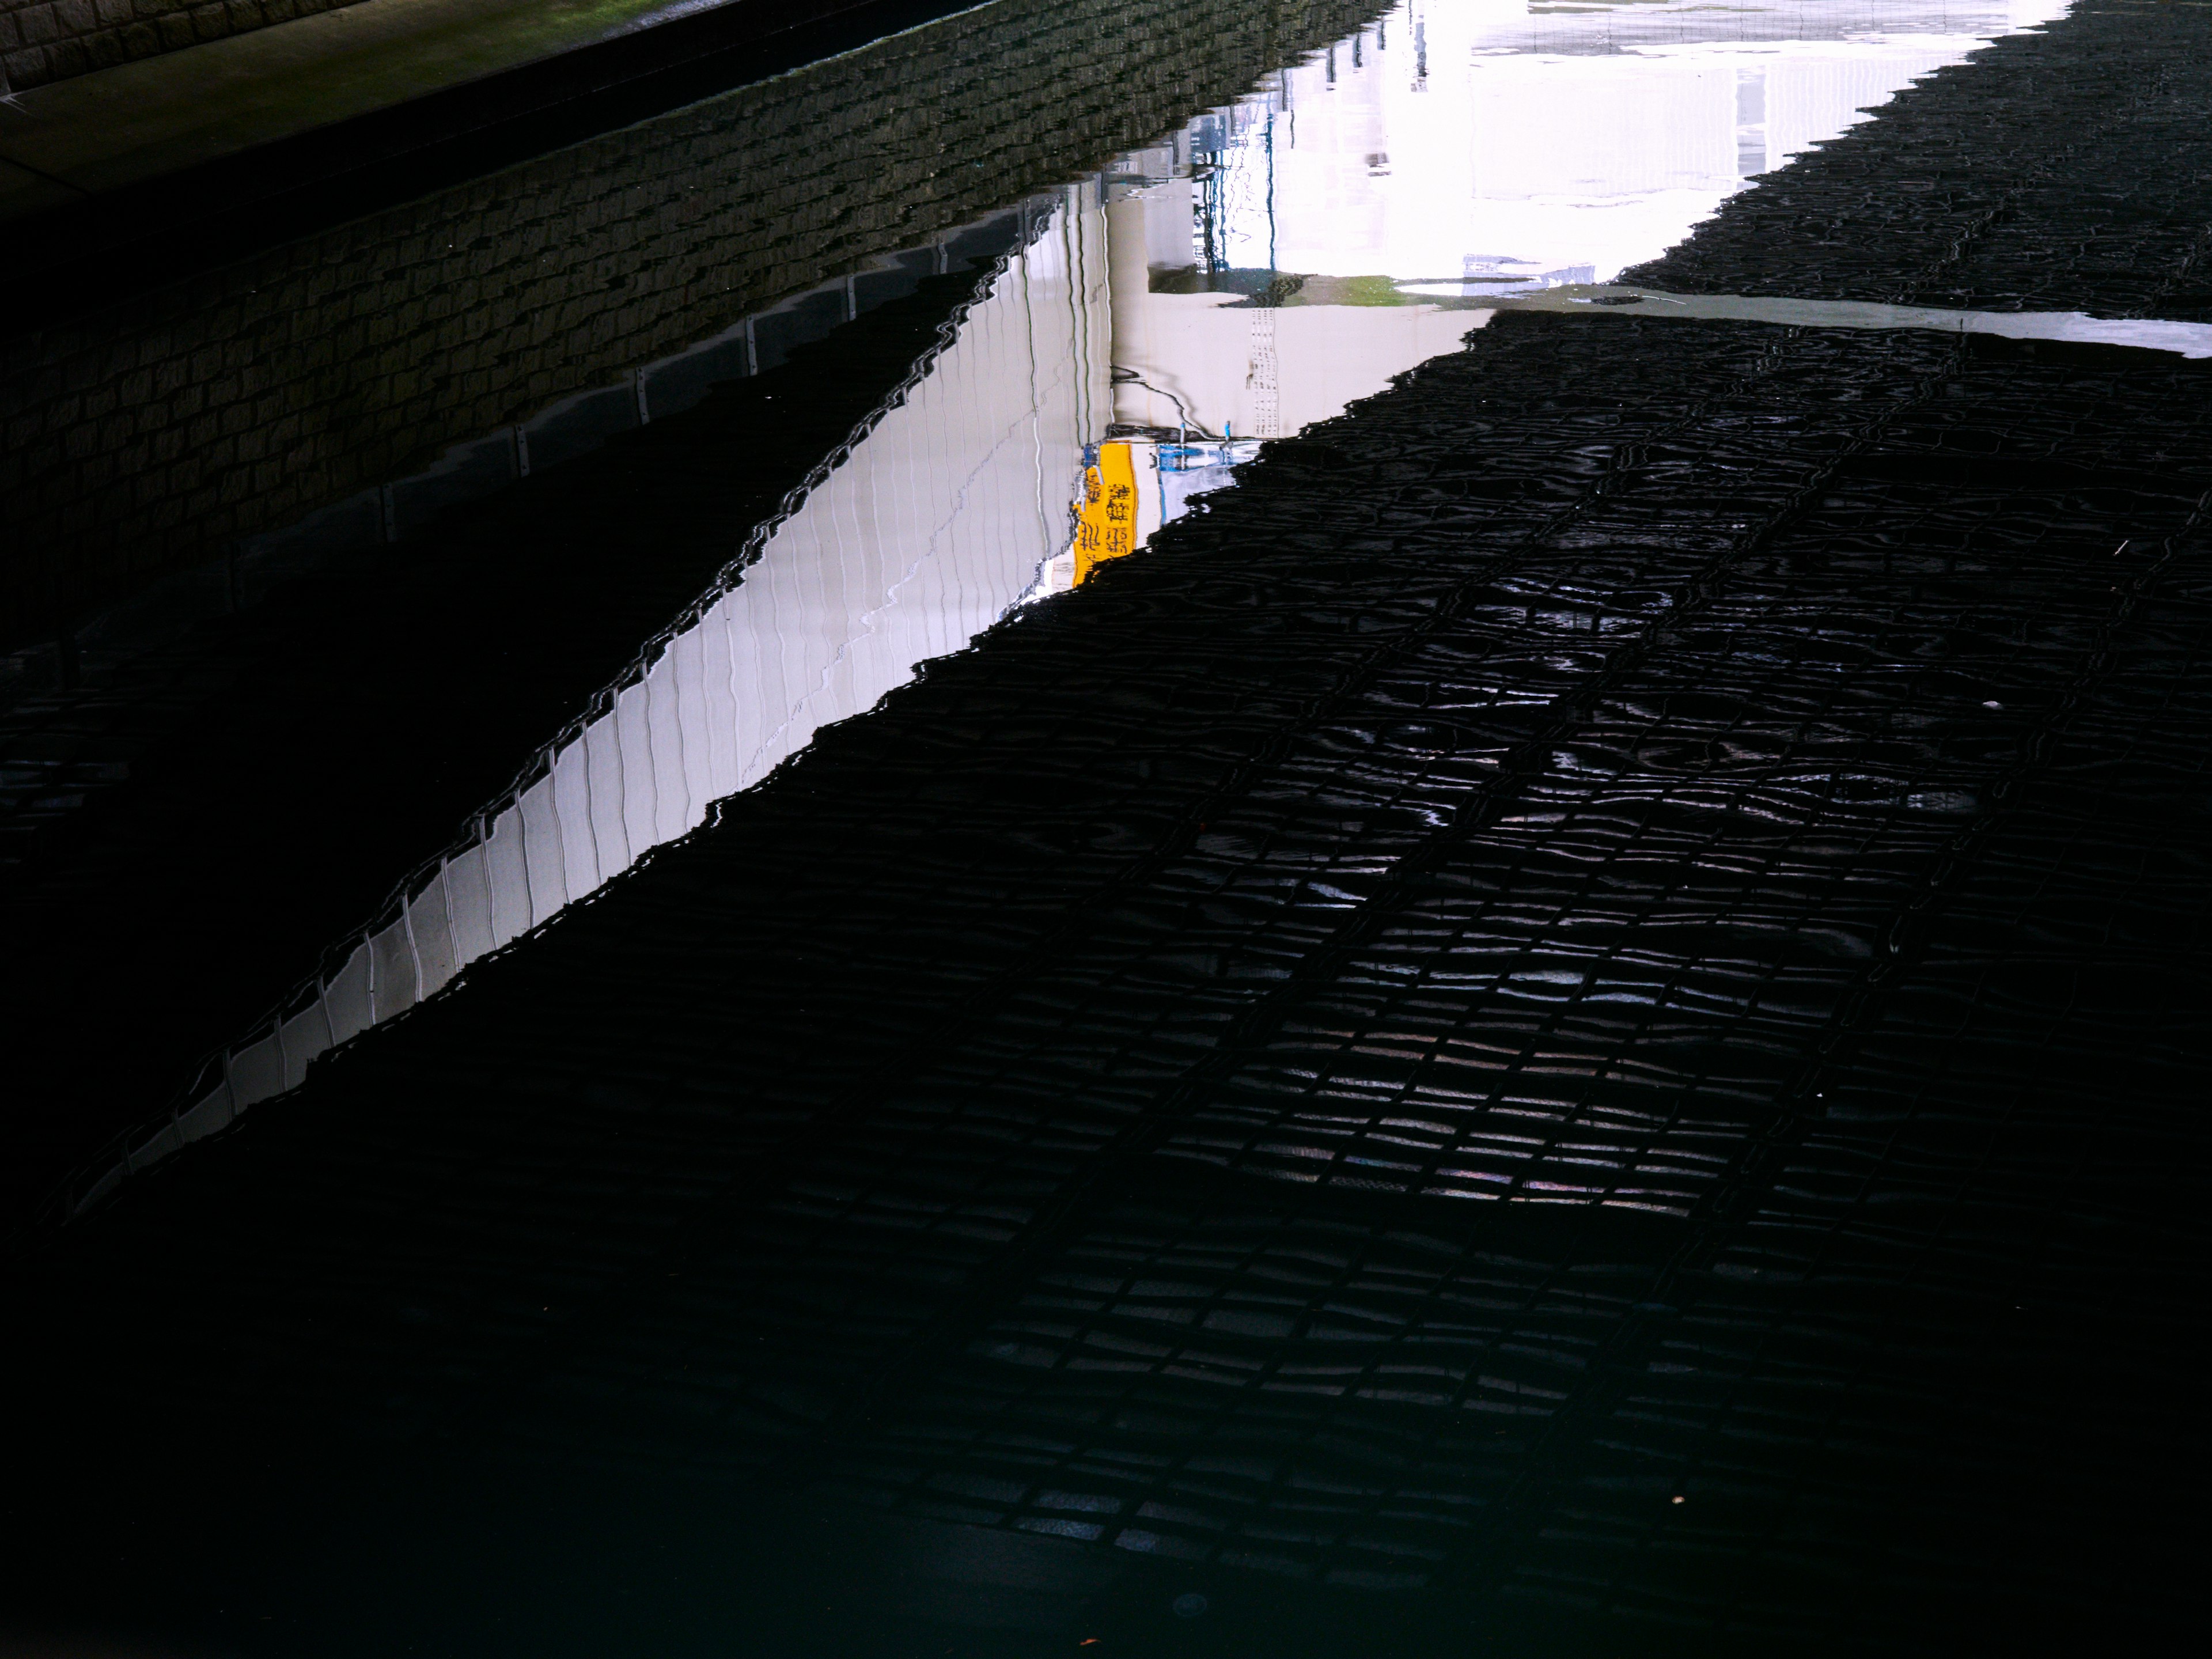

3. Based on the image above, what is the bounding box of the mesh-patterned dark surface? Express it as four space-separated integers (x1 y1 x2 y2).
6 6 2210 1656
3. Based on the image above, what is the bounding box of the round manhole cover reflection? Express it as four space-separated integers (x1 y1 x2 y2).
1172 1593 1209 1619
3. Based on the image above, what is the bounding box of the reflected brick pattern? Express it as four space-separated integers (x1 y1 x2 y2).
0 0 1385 645
0 0 353 92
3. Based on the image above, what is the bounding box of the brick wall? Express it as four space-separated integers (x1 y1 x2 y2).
1 0 1387 647
0 0 353 92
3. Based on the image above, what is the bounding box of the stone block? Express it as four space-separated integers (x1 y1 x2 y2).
40 25 79 71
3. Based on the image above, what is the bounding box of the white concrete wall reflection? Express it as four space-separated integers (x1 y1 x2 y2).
90 188 1111 1203
1113 272 1480 440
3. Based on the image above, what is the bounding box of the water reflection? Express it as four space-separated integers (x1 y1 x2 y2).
1089 0 2073 575
79 0 2090 1204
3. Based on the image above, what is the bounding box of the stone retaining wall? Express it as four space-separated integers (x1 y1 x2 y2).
0 0 354 93
1 0 1385 647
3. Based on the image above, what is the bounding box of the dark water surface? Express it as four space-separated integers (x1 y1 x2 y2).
5 2 2211 1655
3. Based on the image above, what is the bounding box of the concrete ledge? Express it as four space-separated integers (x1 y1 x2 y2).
0 0 717 202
